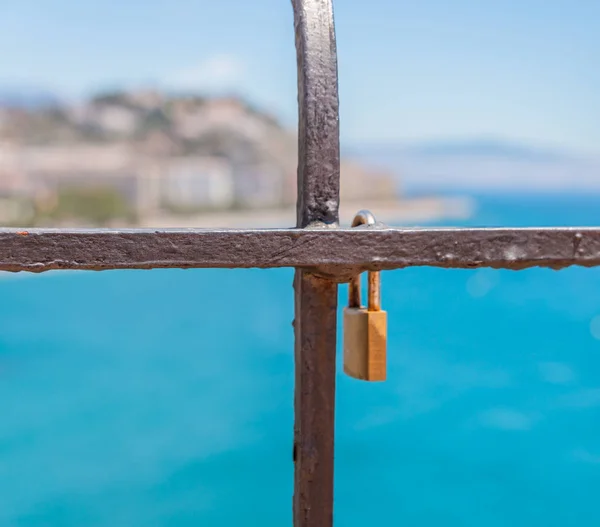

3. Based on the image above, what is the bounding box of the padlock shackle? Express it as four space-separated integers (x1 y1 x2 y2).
368 270 381 311
348 210 381 311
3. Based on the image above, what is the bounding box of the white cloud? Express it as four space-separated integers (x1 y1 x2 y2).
168 54 247 93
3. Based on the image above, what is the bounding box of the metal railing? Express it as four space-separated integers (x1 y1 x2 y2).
2 1 600 525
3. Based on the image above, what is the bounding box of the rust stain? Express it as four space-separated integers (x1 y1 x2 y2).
16 231 29 236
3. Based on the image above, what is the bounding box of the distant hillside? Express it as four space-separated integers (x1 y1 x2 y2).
0 89 287 147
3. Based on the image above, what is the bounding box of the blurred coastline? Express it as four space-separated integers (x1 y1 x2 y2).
138 196 474 228
0 89 416 228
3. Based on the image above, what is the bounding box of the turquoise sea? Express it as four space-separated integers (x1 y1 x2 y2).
2 193 600 526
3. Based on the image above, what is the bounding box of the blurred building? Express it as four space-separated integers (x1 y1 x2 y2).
22 145 141 206
163 156 234 210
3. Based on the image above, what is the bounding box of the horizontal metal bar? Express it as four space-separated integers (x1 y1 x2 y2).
1 227 600 275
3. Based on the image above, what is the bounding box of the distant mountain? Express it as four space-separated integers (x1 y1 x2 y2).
349 139 600 193
349 139 572 162
0 87 61 109
405 139 571 163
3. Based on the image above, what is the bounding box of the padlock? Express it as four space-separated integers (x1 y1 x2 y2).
343 270 387 381
343 211 387 382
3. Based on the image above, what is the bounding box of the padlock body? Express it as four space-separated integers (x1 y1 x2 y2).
343 307 387 381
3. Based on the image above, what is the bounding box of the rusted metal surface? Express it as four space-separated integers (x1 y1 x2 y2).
292 0 340 525
293 0 340 229
2 227 600 274
293 271 337 527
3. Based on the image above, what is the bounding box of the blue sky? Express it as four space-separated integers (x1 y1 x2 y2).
1 0 598 154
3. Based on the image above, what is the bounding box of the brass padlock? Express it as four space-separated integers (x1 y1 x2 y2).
343 212 387 382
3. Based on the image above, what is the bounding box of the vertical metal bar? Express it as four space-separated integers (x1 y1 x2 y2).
293 0 340 229
293 271 338 526
291 1 340 526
